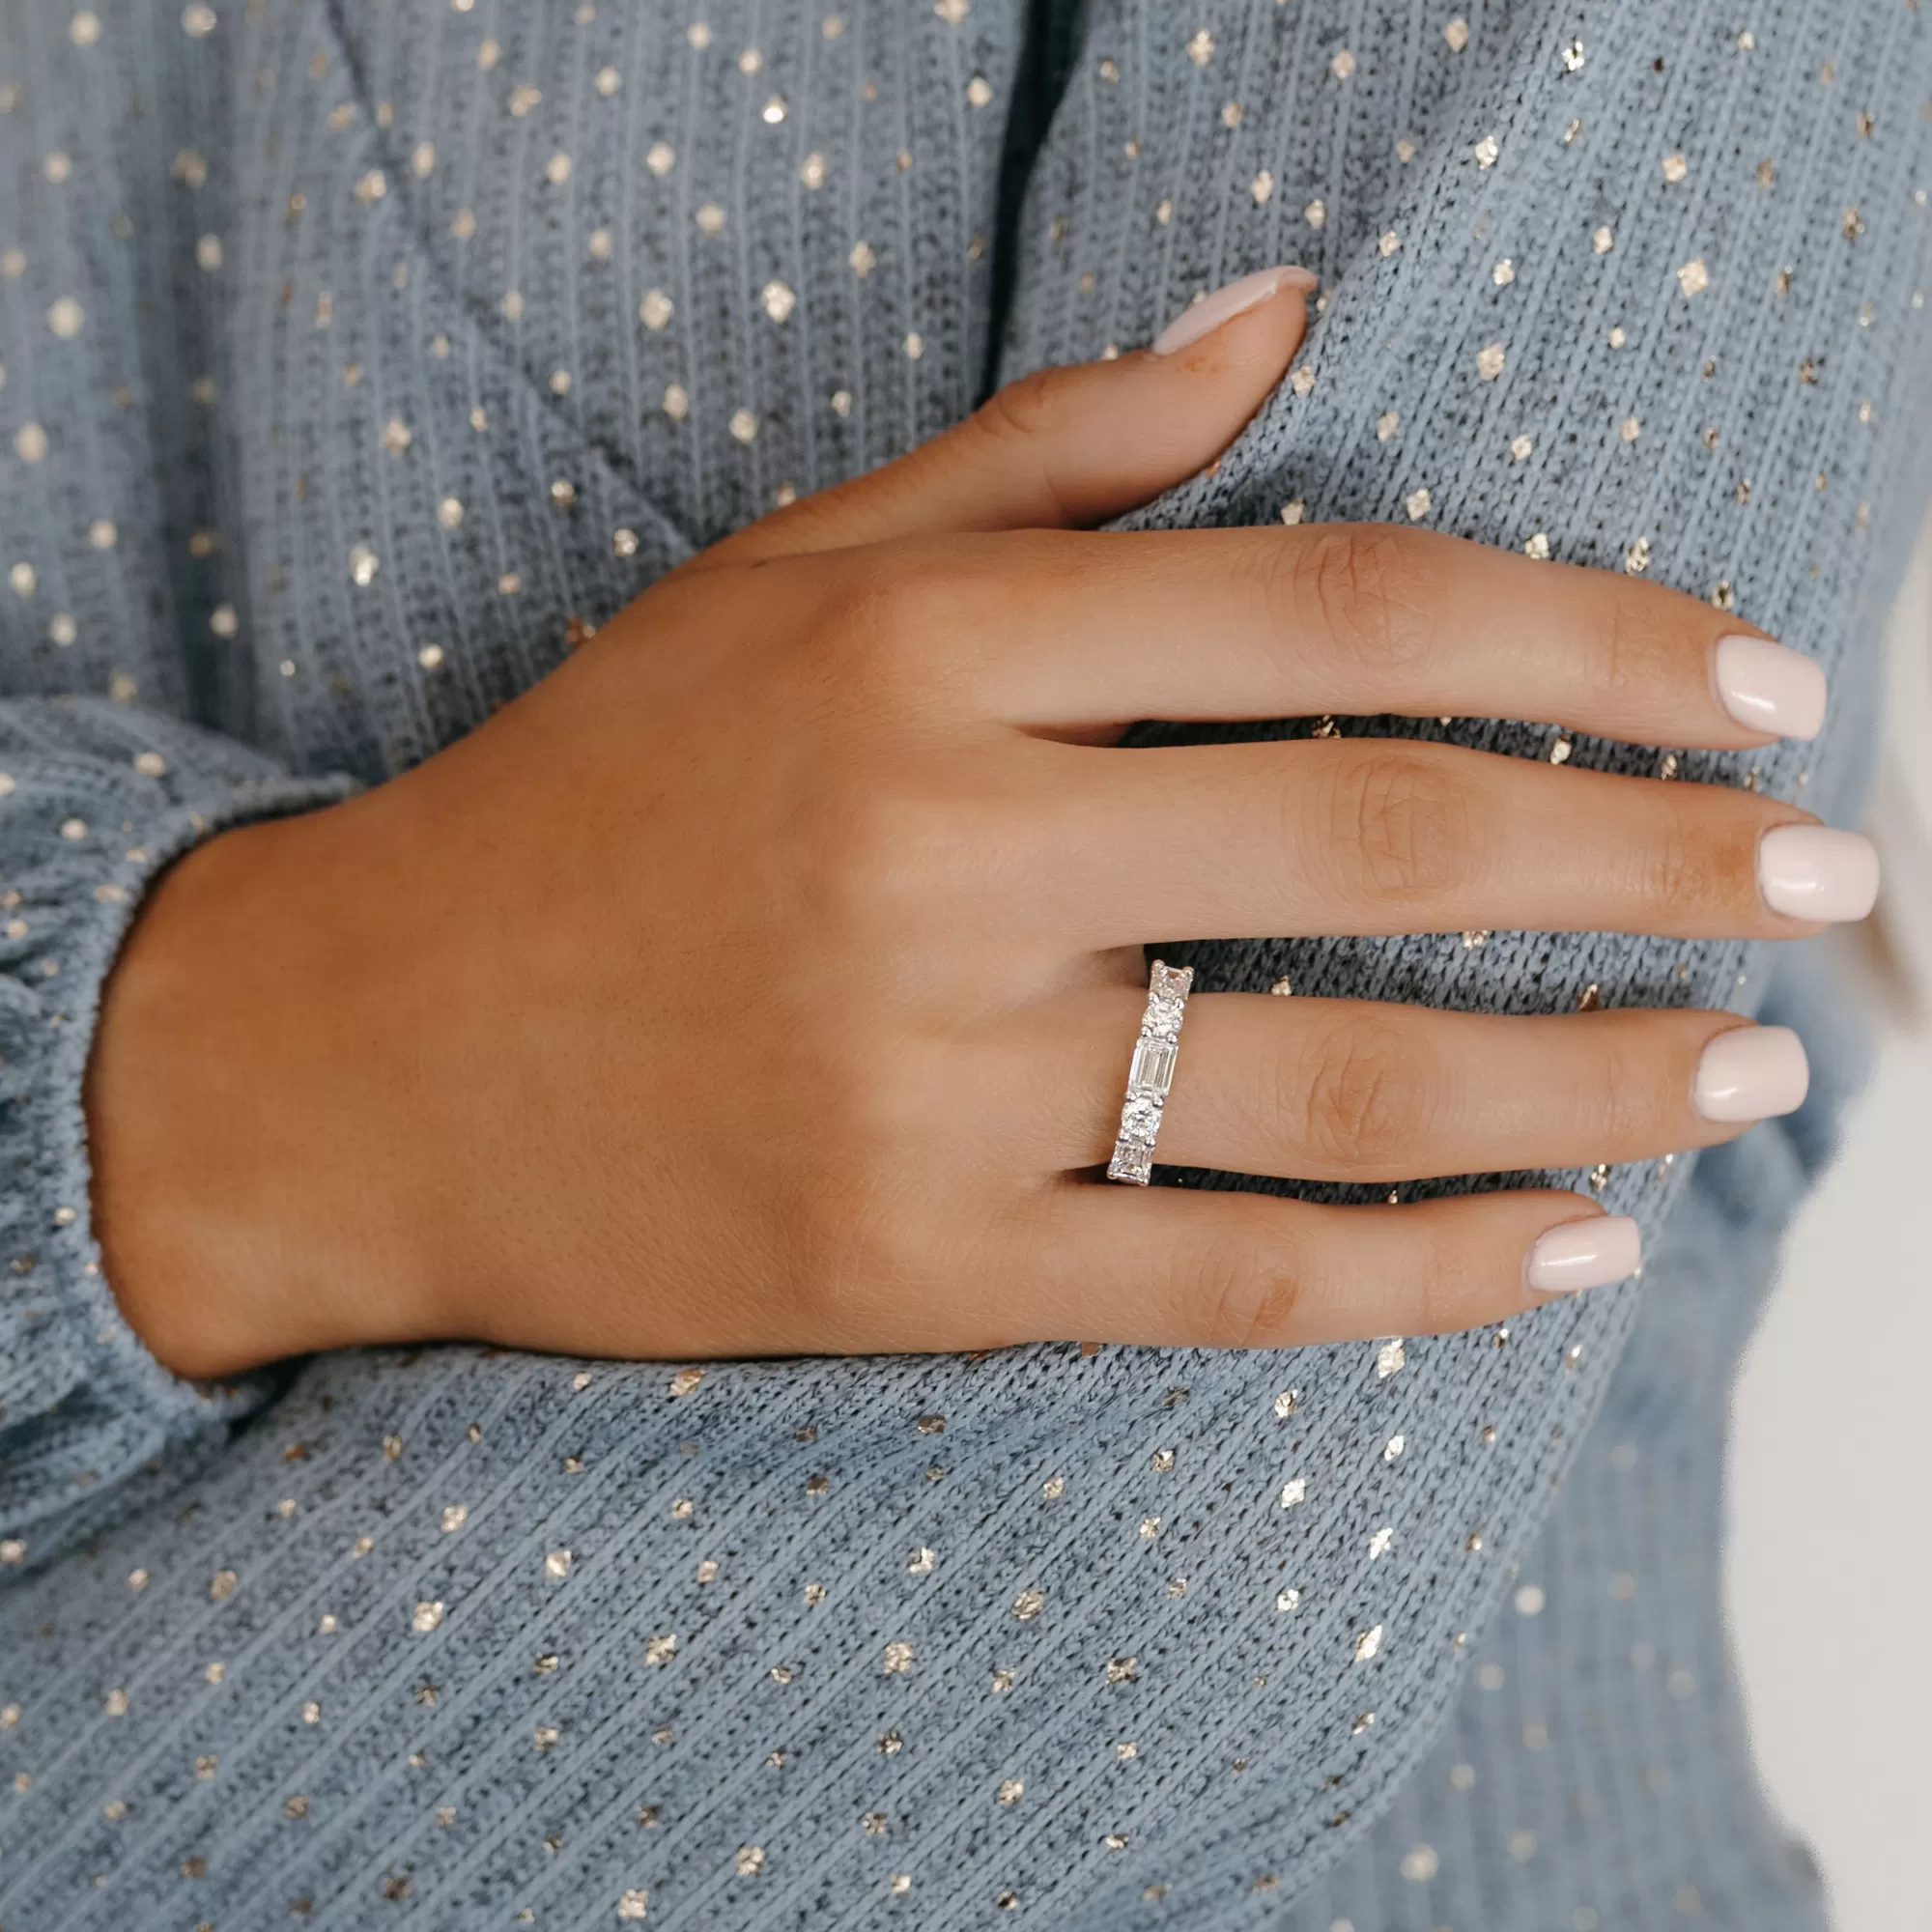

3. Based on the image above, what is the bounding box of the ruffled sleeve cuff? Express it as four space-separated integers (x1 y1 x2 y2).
0 697 353 1574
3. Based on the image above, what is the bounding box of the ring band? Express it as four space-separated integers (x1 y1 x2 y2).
1107 959 1195 1185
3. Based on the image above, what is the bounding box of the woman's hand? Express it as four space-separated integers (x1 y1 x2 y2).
87 267 1874 1379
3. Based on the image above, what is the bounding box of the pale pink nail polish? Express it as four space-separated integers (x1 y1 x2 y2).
1712 635 1828 740
1757 825 1881 923
1524 1215 1641 1296
1692 1025 1810 1122
1151 266 1321 356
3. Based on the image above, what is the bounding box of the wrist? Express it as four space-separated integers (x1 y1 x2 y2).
86 800 440 1378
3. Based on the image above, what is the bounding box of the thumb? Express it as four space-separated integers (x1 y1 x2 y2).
692 264 1317 571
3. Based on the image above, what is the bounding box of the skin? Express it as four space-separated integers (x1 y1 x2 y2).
86 282 1849 1380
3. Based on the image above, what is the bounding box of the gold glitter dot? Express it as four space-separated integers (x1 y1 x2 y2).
1476 341 1505 380
1405 486 1434 521
1492 257 1516 285
1377 410 1400 441
1187 29 1213 67
1473 133 1499 168
1331 47 1356 81
1662 152 1688 183
1444 18 1470 53
1251 170 1273 204
1677 258 1710 298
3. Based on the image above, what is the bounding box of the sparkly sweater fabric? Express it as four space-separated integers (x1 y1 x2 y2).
0 3 1926 1927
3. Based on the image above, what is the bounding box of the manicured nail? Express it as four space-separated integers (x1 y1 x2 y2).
1757 824 1881 923
1524 1215 1641 1296
1151 266 1321 356
1692 1024 1810 1122
1712 635 1828 740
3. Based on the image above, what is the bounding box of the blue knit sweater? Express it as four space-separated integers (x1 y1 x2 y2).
1 3 1926 1926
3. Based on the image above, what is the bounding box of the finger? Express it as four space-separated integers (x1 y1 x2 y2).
1026 989 1808 1182
1036 737 1880 945
935 524 1828 751
684 266 1317 571
978 1184 1640 1349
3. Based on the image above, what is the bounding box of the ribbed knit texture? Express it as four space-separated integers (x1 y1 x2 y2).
0 3 1924 1926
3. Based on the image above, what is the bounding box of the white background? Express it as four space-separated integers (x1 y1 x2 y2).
1728 526 1932 1932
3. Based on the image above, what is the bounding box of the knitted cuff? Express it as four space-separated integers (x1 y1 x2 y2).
0 698 352 1574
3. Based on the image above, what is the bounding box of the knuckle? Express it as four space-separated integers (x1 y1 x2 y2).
1587 590 1679 708
975 366 1081 451
1282 526 1417 668
1643 801 1728 918
1197 1208 1305 1349
967 369 1086 524
806 552 946 702
815 771 953 922
1297 1013 1425 1170
1595 1025 1668 1151
1325 746 1475 902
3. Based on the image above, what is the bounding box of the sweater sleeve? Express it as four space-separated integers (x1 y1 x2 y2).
995 0 1932 1903
0 702 349 1571
0 7 360 1570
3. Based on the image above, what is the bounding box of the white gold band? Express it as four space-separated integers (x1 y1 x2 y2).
1106 959 1194 1185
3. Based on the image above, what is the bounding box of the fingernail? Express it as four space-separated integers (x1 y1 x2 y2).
1151 266 1320 356
1712 635 1828 740
1524 1215 1641 1296
1692 1024 1810 1122
1757 824 1881 923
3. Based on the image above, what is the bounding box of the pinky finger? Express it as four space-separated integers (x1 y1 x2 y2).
1004 1185 1640 1350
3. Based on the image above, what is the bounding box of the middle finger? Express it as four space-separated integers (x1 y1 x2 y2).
1034 736 1877 946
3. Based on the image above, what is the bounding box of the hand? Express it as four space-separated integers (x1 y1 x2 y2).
88 267 1875 1379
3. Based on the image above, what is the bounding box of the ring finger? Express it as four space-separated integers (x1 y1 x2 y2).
1024 988 1809 1183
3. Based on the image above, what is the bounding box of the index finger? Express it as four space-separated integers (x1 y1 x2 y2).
929 524 1826 752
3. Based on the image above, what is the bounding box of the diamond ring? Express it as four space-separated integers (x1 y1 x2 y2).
1107 959 1195 1185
